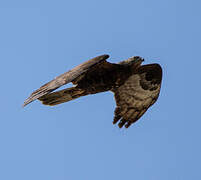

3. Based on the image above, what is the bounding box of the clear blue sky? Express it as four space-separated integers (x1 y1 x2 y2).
0 0 201 179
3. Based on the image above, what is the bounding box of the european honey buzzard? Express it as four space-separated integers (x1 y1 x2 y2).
23 55 162 128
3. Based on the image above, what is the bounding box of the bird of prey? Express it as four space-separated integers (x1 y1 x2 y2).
23 54 162 128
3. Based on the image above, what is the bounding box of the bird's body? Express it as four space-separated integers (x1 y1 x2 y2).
24 55 162 128
72 61 133 93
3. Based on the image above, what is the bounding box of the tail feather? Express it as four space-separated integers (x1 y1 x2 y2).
38 87 87 106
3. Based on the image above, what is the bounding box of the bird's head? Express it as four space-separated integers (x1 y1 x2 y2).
118 56 144 66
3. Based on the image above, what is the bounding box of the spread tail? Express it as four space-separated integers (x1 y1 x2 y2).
38 87 87 106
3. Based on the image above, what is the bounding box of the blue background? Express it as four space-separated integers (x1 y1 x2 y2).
1 0 201 179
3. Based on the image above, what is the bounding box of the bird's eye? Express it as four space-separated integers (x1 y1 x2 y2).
145 71 154 81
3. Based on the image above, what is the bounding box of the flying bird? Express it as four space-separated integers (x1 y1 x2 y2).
23 54 162 128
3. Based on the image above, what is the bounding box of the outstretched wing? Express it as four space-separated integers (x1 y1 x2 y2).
23 54 109 106
113 64 162 128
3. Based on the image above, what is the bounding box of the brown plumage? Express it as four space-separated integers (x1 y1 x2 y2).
23 54 162 128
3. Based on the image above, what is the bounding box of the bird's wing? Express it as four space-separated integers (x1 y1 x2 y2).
113 64 162 128
23 54 109 106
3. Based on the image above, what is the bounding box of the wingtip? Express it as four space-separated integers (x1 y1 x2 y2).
96 54 110 61
22 99 32 107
